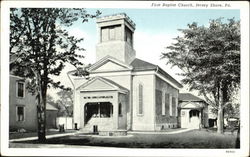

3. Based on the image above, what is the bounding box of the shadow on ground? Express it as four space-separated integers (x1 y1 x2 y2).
10 129 239 148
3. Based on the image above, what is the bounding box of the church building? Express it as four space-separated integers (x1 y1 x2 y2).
68 13 183 133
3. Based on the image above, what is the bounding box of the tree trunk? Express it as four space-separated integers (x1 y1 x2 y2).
36 73 47 142
217 103 224 134
37 101 46 142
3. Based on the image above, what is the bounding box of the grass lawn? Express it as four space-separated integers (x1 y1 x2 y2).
9 129 76 139
11 129 239 148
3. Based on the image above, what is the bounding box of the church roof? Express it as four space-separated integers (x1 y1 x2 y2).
130 58 157 71
130 58 182 88
68 57 182 89
179 93 204 102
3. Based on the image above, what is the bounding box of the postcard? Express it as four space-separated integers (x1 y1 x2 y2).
1 1 249 156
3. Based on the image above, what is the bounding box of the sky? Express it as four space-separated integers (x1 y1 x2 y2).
49 8 240 99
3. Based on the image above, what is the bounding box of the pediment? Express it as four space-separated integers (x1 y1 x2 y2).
76 77 128 93
181 102 203 109
89 55 133 72
95 60 128 71
77 78 116 91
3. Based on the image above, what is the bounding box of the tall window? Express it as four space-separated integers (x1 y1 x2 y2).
138 84 143 115
165 93 170 116
17 106 24 121
172 97 176 116
176 97 178 116
17 82 24 98
156 90 162 115
118 103 122 116
169 94 172 116
162 91 165 115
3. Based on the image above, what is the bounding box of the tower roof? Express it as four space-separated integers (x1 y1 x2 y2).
96 13 136 30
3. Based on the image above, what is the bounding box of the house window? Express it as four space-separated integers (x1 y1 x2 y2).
118 103 122 116
17 82 25 98
172 97 176 116
16 106 24 121
138 84 143 115
162 91 165 115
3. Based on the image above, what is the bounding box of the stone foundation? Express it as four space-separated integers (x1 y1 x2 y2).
98 130 127 136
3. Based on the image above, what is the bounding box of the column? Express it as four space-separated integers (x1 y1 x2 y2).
199 110 202 128
113 92 119 130
98 102 101 118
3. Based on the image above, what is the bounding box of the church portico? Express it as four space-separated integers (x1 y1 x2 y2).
77 77 129 132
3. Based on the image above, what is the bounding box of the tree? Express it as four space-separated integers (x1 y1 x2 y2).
10 8 100 141
162 18 240 133
56 89 73 117
46 94 58 109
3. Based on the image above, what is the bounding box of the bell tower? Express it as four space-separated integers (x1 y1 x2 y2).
96 13 136 64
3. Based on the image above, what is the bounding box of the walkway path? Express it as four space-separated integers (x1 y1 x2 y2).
9 132 78 142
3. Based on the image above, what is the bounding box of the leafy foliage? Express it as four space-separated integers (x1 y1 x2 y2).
162 18 240 133
10 8 100 141
163 18 240 104
10 8 100 90
56 89 73 117
47 90 73 117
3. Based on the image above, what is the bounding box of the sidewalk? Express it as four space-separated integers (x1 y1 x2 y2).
128 128 194 135
9 131 78 142
10 128 194 142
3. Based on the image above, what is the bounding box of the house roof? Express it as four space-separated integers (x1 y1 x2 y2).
46 103 58 111
179 93 204 102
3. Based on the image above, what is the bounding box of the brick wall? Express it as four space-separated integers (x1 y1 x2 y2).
155 76 179 130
